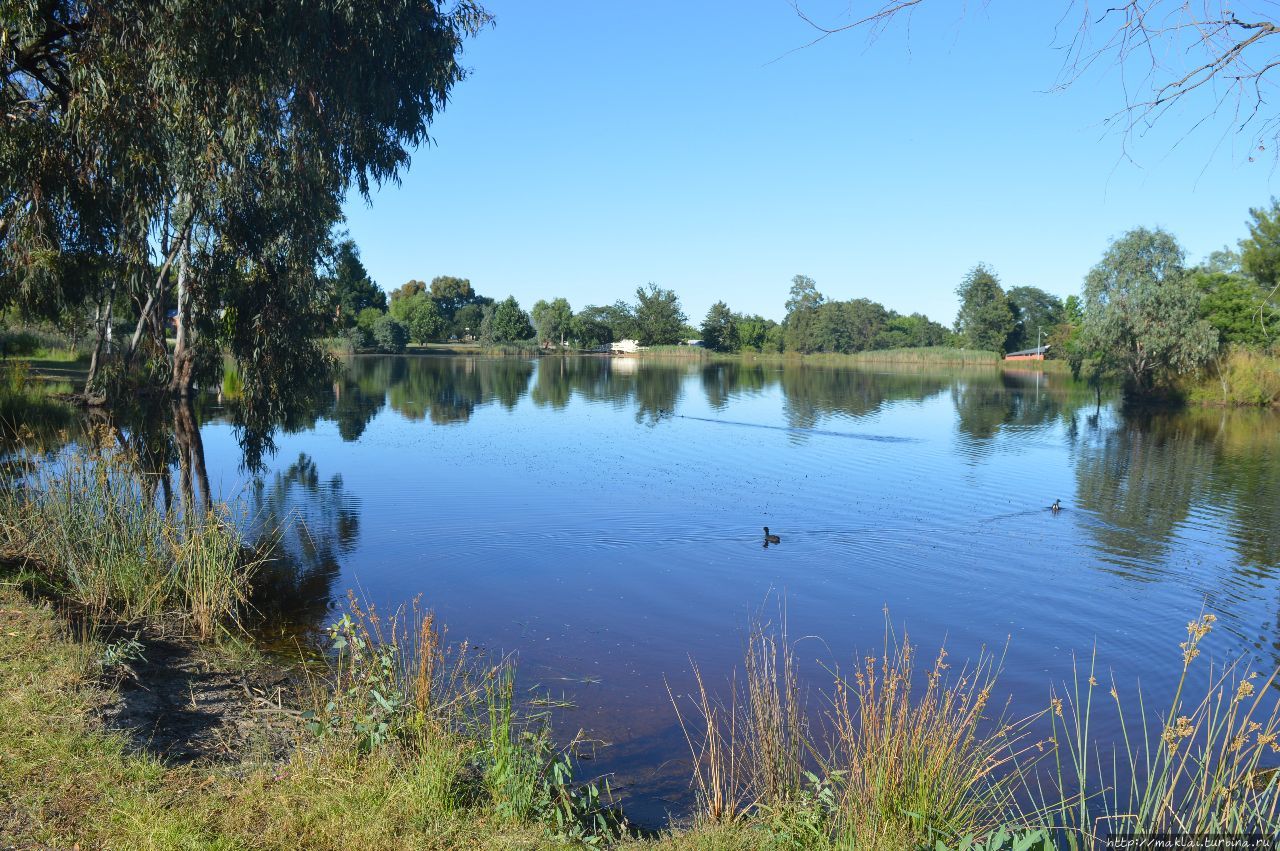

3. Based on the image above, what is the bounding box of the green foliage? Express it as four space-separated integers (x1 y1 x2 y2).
354 307 384 348
1082 227 1218 395
371 314 409 354
392 293 446 344
450 303 484 340
573 302 635 347
391 279 427 304
633 283 687 346
1004 286 1063 352
1193 269 1277 347
329 240 386 327
928 827 1055 851
880 313 950 349
1 0 490 401
781 275 951 355
954 264 1015 354
531 297 573 346
1240 198 1280 292
481 296 534 344
701 301 739 352
305 613 407 752
783 274 825 353
570 306 616 348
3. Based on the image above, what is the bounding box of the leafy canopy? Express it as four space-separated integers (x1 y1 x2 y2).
1082 227 1218 394
954 264 1015 354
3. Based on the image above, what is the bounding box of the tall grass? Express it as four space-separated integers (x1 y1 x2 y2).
482 340 543 356
672 615 1031 850
676 612 1280 849
1041 614 1280 845
845 347 1000 366
640 345 711 359
1191 346 1280 407
305 593 625 842
0 434 257 638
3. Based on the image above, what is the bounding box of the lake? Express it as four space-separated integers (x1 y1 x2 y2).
54 355 1280 824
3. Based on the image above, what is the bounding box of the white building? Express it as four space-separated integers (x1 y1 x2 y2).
610 339 642 354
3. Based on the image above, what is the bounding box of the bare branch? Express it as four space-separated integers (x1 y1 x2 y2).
789 1 1280 158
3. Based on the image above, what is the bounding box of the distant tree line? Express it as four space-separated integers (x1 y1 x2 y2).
306 195 1280 406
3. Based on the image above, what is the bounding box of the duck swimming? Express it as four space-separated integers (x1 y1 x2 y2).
1050 499 1062 513
763 526 781 546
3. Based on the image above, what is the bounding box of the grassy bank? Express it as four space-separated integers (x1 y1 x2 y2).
1188 347 1280 407
706 347 1001 368
0 436 253 640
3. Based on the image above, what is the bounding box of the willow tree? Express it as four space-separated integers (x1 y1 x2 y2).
1082 227 1218 395
2 1 490 418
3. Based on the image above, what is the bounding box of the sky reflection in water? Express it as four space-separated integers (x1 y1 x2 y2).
138 356 1280 823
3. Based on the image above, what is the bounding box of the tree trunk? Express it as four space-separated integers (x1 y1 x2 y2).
83 280 117 401
169 238 197 397
125 206 194 374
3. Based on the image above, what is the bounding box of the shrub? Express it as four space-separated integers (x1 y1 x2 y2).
371 314 408 353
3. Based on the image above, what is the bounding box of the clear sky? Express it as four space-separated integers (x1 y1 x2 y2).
340 1 1279 326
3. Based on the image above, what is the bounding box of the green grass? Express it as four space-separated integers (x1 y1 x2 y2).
0 438 256 639
1188 346 1280 407
481 340 543 356
0 586 569 850
844 347 999 366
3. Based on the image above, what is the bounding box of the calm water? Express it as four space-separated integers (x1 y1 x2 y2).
48 356 1280 822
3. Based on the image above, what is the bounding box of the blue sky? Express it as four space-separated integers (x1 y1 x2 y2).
341 1 1278 326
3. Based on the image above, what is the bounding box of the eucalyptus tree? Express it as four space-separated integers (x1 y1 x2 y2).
1082 228 1218 395
2 0 490 416
1005 286 1064 352
783 274 824 353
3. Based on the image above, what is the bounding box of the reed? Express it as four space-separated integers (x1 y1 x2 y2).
1190 346 1280 407
844 347 1000 366
1041 614 1280 846
0 434 257 638
305 592 625 840
676 610 1280 849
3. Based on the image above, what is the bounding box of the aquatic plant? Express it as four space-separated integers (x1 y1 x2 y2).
0 434 257 638
673 613 1032 850
675 610 1280 849
302 593 626 843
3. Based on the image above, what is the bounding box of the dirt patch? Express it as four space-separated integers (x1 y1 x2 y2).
96 630 305 765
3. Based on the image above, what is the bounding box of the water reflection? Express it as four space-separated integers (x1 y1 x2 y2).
9 353 1280 819
248 453 359 633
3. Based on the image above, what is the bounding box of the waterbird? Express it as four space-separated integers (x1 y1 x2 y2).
1050 499 1062 513
763 527 781 546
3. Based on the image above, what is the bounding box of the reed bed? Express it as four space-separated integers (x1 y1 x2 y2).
675 612 1280 850
0 433 256 638
1190 346 1280 407
844 347 1000 366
